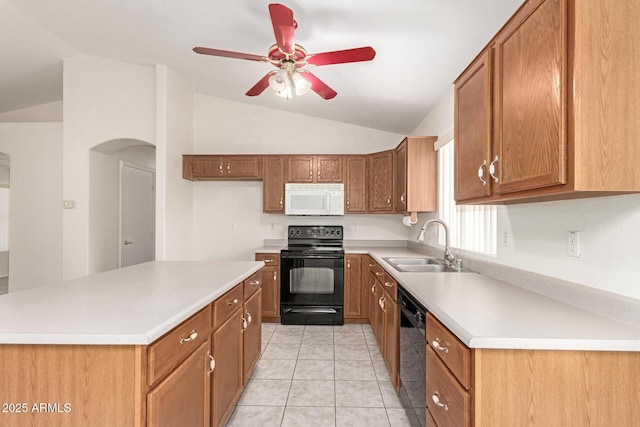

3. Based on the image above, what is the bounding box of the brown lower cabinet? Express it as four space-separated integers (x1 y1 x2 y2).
366 257 399 389
255 253 280 322
242 288 262 385
147 340 211 427
344 254 369 322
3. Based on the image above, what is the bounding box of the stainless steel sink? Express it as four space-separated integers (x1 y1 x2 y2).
382 257 455 273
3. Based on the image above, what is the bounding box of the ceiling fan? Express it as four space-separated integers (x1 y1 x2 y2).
193 3 376 100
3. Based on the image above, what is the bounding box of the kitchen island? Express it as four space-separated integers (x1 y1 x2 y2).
0 260 263 427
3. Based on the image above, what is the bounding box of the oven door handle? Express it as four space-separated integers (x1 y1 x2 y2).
282 308 338 314
281 253 344 260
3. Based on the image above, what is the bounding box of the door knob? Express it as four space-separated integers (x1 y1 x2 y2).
123 240 133 245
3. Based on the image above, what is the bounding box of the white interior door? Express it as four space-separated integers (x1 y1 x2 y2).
120 162 155 268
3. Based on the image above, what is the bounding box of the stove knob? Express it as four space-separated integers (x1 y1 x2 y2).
336 229 342 236
296 229 301 236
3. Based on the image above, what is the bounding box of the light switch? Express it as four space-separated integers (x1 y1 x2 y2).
63 200 75 209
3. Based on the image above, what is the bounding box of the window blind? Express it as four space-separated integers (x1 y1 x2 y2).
437 140 497 255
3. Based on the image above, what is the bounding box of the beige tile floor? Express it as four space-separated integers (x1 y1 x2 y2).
227 323 415 427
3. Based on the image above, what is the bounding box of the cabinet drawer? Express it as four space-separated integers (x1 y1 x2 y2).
148 305 212 386
243 270 262 300
213 284 244 329
382 272 397 302
426 314 471 389
426 347 471 427
255 253 280 267
372 263 385 283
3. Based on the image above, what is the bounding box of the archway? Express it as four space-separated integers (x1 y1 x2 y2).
89 139 155 274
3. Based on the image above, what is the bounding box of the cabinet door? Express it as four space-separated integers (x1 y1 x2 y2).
243 289 262 385
225 156 262 179
493 0 566 194
368 278 379 339
383 291 399 389
394 140 407 212
375 283 385 350
263 156 286 213
260 266 280 319
345 156 367 213
287 156 315 182
454 50 494 201
184 155 224 180
344 255 363 319
211 309 243 427
147 341 210 427
367 150 394 213
316 156 344 183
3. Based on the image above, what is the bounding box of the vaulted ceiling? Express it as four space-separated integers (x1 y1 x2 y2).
1 0 522 134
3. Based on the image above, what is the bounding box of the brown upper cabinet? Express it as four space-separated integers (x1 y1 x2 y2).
262 156 286 213
183 155 263 180
344 156 367 213
287 156 344 183
394 137 437 214
455 0 640 204
367 150 394 213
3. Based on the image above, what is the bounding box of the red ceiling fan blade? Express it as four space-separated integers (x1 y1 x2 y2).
300 72 337 100
269 3 296 54
246 72 276 97
193 47 268 62
306 47 376 66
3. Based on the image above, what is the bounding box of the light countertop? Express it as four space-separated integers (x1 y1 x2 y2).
0 261 263 345
366 247 640 351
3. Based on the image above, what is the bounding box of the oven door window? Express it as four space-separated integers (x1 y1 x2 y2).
290 267 334 294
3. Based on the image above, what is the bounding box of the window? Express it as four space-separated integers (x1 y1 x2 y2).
437 139 497 255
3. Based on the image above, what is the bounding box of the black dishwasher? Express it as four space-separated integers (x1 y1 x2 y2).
397 285 427 427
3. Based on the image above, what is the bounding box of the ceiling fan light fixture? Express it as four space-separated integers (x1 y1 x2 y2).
292 72 311 96
268 68 289 91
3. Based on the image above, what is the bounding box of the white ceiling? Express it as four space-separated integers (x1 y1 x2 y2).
2 0 523 134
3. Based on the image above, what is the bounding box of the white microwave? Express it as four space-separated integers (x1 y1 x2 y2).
285 183 344 216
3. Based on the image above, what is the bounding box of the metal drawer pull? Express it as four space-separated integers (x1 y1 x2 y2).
371 284 376 294
368 264 375 268
477 160 487 186
489 155 499 183
432 338 449 353
227 298 239 305
384 282 393 288
375 272 383 276
179 330 198 344
207 352 215 376
250 280 260 286
242 317 248 331
263 259 273 263
432 392 449 411
246 310 252 325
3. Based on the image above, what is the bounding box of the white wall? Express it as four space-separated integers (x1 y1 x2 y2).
62 56 156 280
0 101 63 123
410 88 640 300
192 95 409 261
155 66 194 261
0 123 62 291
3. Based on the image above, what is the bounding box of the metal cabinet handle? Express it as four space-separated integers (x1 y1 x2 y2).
227 298 239 306
368 264 375 268
477 160 487 186
219 162 223 175
379 296 385 311
246 310 252 325
242 317 248 330
432 392 449 411
309 168 313 177
317 169 320 178
489 155 499 183
384 281 393 288
371 284 376 294
263 259 273 263
432 338 449 353
207 352 215 377
250 280 260 286
375 272 383 277
346 198 350 207
227 162 231 173
273 271 277 281
179 330 198 344
400 193 406 205
279 197 283 207
387 196 392 206
347 260 351 269
124 240 133 245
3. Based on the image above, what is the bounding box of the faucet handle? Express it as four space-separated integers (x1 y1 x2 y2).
454 258 463 271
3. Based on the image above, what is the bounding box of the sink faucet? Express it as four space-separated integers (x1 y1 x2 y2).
416 218 457 268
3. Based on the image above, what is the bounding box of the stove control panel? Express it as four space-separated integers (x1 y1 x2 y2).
288 225 343 240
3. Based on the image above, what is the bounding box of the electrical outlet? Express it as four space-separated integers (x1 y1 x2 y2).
231 223 237 232
351 223 358 232
567 231 581 257
502 227 511 247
